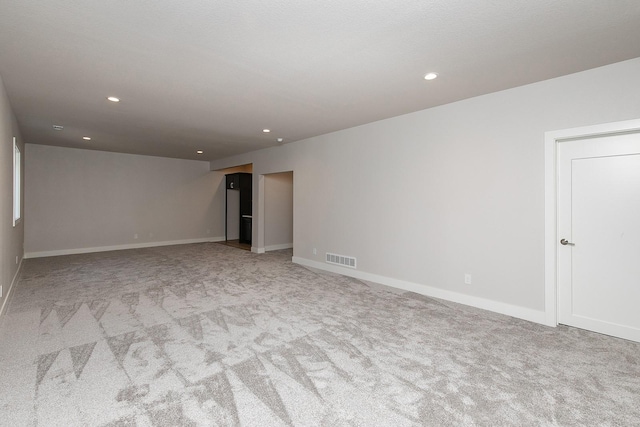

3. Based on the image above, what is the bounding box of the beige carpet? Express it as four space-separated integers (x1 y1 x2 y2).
0 243 638 426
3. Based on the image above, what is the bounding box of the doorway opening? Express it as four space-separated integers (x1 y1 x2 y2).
262 171 293 254
215 164 252 251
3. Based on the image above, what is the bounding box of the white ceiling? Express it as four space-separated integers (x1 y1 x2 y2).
1 1 639 161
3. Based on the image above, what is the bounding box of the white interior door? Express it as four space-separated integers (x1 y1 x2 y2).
558 131 640 342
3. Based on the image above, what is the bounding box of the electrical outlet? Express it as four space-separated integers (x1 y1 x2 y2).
134 233 138 239
149 232 154 238
313 248 317 255
15 256 18 264
0 285 3 298
464 274 472 285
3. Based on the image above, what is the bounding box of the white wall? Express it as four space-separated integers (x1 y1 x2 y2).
25 144 224 256
0 75 24 316
264 171 293 250
211 58 640 324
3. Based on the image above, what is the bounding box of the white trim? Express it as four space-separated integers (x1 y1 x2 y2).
0 257 23 320
293 257 547 325
544 127 559 327
265 243 293 251
24 237 225 259
544 118 640 328
12 137 21 227
257 175 265 250
252 247 266 254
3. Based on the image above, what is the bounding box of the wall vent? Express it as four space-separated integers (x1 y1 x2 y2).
326 252 357 269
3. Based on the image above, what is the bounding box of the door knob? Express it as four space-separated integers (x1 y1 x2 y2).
560 239 575 246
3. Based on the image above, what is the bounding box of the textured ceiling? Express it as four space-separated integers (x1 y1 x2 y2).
1 0 640 161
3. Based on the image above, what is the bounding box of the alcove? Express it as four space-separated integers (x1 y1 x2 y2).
225 172 252 245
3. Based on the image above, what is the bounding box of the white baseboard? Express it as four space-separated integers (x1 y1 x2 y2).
252 243 293 254
24 237 226 259
265 243 293 252
292 257 549 326
0 257 24 320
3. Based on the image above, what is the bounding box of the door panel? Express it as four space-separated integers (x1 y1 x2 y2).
558 132 640 342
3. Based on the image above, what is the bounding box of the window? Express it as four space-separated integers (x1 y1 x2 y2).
13 137 21 226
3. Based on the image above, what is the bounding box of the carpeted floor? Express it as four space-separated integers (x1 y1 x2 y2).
0 243 638 426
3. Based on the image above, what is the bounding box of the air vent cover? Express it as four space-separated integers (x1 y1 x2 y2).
326 252 356 269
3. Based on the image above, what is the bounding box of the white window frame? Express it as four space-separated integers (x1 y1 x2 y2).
13 137 21 226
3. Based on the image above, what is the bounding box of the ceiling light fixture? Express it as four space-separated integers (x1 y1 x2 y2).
424 72 439 81
82 136 91 141
196 150 203 154
52 125 64 131
277 138 283 143
263 129 271 133
107 96 120 102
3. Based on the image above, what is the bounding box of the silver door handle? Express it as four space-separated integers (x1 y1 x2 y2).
560 239 575 246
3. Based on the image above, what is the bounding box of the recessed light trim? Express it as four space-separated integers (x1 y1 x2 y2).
424 72 439 81
107 96 120 102
263 129 271 133
52 125 64 131
82 136 91 141
196 150 204 154
277 138 283 143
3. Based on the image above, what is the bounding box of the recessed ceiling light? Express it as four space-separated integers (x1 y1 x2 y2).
263 129 271 133
196 150 204 154
277 138 283 143
82 136 91 141
52 125 64 131
107 96 120 102
424 72 439 81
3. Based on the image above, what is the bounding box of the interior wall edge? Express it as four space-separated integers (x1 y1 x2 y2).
24 237 225 259
265 243 293 251
0 73 25 323
0 258 24 320
292 256 551 326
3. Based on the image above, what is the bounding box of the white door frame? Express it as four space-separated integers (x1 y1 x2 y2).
253 170 295 254
544 118 640 327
